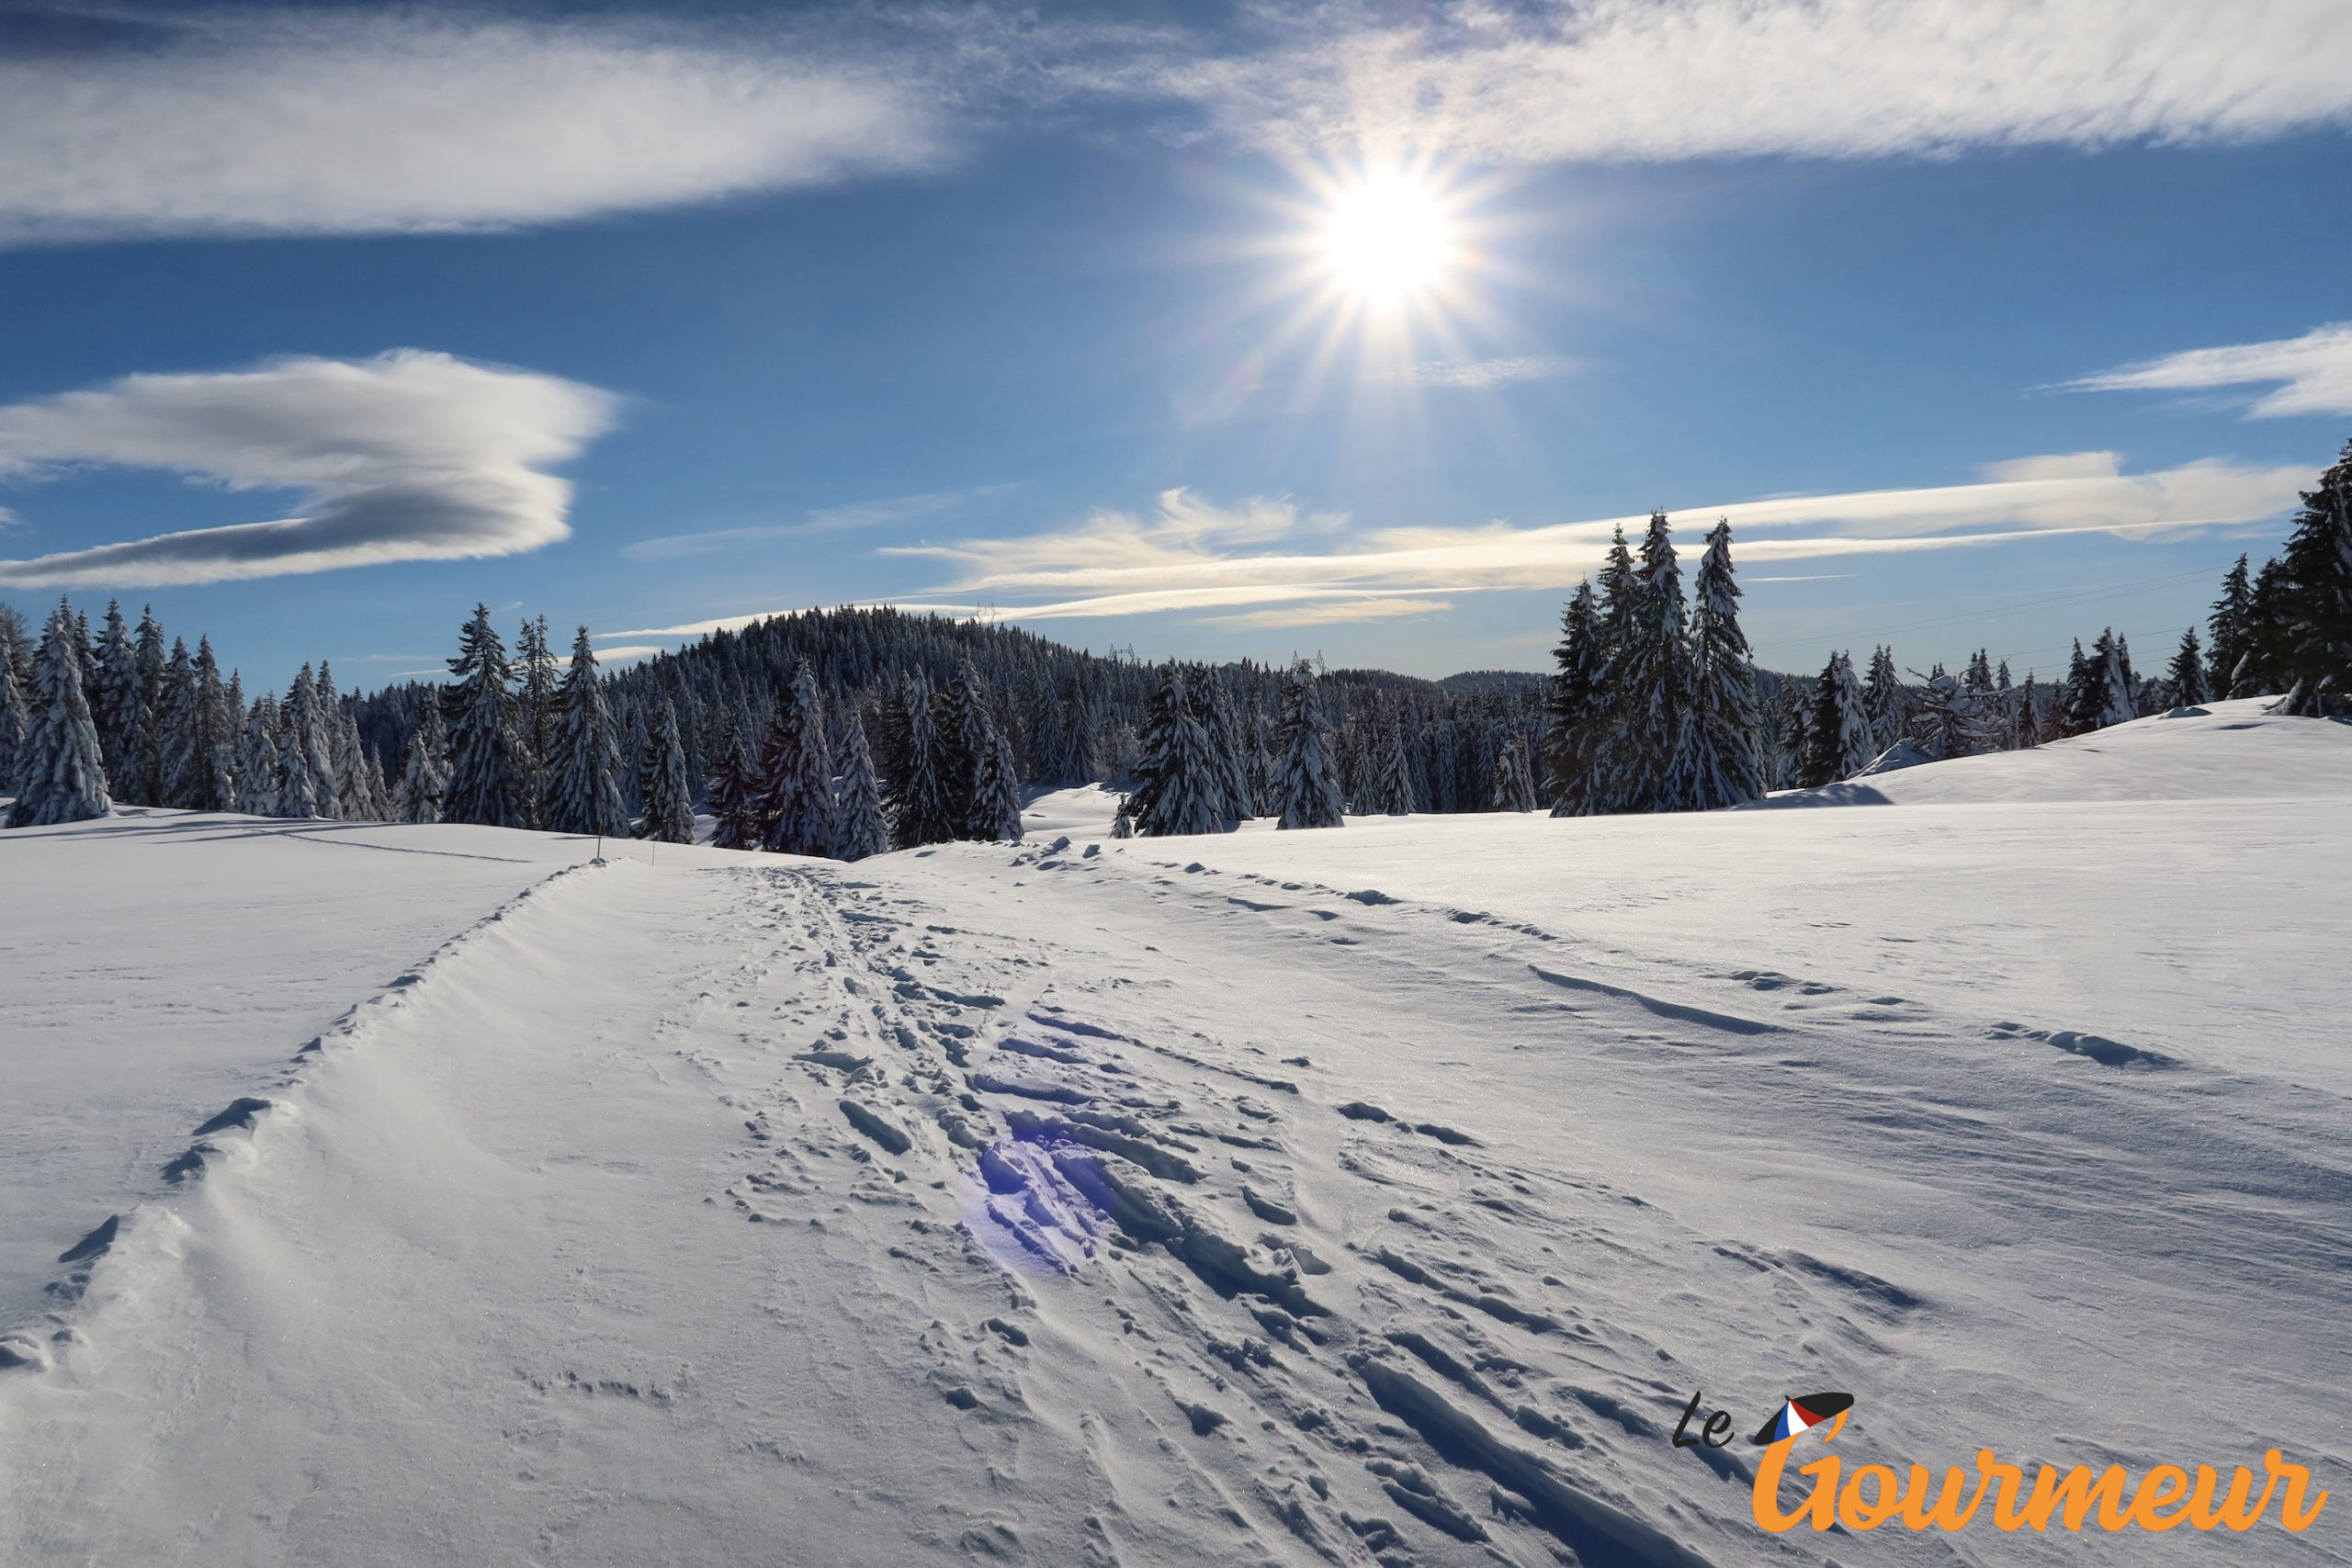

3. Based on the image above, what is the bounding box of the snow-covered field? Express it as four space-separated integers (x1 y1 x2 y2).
2 701 2344 1565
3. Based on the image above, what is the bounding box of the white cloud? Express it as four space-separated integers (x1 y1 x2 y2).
1374 355 1577 389
873 457 2306 621
0 350 616 588
2064 323 2352 418
0 11 939 244
1196 596 1453 628
1139 0 2352 163
620 485 1017 562
612 455 2305 638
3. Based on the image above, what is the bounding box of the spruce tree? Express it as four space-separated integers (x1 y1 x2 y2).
514 615 558 827
1543 581 1608 817
278 667 332 818
967 711 1023 841
639 701 695 844
6 602 112 828
707 719 762 851
1273 660 1345 830
133 605 166 804
761 659 834 856
2092 628 2139 728
1861 645 1905 750
0 632 27 794
831 706 889 861
1128 664 1223 837
1198 670 1254 820
157 637 199 808
242 696 284 817
1374 714 1417 815
1685 519 1765 809
441 604 527 828
192 637 235 811
396 703 450 824
1492 733 1539 812
547 627 629 838
1799 651 1872 785
945 660 1013 840
2207 555 2254 700
1612 511 1701 811
886 670 957 849
2274 453 2352 716
91 603 143 795
2166 628 2211 707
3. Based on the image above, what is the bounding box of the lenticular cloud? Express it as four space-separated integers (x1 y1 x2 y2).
0 351 617 589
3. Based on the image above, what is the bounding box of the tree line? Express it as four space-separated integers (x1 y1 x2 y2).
6 434 2342 834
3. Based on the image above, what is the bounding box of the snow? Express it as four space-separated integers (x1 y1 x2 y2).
3 708 2347 1565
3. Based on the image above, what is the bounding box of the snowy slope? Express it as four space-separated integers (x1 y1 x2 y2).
1758 698 2346 807
2 716 2346 1566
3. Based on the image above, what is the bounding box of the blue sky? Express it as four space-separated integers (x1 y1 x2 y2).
2 1 2350 689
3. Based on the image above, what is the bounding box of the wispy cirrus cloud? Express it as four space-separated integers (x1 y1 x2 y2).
885 457 2304 621
0 9 940 245
1130 0 2352 164
0 350 616 588
1371 355 1578 389
2064 322 2352 418
620 483 1021 562
607 455 2306 642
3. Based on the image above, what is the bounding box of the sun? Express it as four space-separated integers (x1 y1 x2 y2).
1317 168 1460 308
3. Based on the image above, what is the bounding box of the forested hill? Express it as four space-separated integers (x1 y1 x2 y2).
352 605 1551 819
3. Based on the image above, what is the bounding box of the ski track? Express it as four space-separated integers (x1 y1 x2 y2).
4 836 2346 1566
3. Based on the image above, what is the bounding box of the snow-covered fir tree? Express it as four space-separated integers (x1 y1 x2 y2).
1273 660 1344 830
546 627 629 838
966 707 1023 841
514 615 558 827
1799 651 1873 785
1491 733 1539 812
945 660 1015 841
193 636 236 811
157 637 199 808
761 659 834 856
2273 455 2352 716
830 706 889 861
1372 714 1417 815
1242 707 1276 816
2165 629 2210 707
2093 628 2139 728
638 701 695 845
886 670 957 849
0 630 27 793
707 719 763 851
277 667 330 818
133 605 166 805
442 606 528 829
241 695 284 818
393 702 448 824
1543 581 1608 817
1685 519 1764 809
1860 645 1906 751
1197 671 1255 820
92 602 145 795
6 602 112 828
1127 664 1225 837
1611 511 1701 812
2207 555 2253 700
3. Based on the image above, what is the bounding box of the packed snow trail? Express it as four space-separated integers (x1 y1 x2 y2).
5 814 2346 1563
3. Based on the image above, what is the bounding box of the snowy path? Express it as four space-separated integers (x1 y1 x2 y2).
5 815 2346 1564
